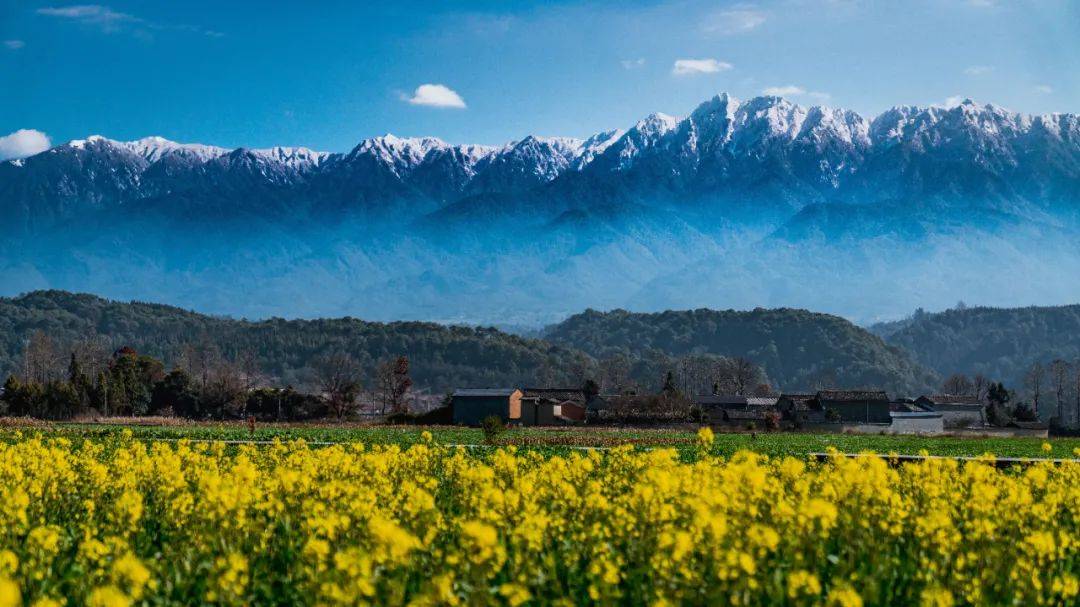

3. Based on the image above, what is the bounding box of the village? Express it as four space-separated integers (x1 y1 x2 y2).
448 387 1050 437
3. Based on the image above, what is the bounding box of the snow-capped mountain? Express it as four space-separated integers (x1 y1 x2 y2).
1 93 1078 324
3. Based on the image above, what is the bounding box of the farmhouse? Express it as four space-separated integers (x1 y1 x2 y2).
692 395 746 423
914 394 987 428
451 388 523 425
816 390 892 424
776 393 822 423
521 387 587 424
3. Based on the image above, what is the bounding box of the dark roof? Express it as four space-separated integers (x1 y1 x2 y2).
918 394 982 406
522 388 586 402
694 395 747 407
778 393 817 411
817 390 889 403
453 388 518 397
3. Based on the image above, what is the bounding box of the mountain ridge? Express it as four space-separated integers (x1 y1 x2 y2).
1 92 1078 325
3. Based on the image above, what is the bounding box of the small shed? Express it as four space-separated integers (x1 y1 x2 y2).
693 395 748 423
816 390 891 424
914 395 987 428
521 388 587 426
777 393 820 422
451 389 523 426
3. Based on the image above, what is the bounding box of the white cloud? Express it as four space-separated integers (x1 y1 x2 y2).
762 85 806 96
1034 84 1054 94
964 65 993 76
37 5 139 33
941 95 966 108
0 129 51 161
621 58 645 70
3 40 25 50
36 5 221 37
672 58 732 76
702 8 767 35
760 86 831 102
404 84 467 109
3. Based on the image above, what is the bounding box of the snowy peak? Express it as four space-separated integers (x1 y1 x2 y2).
122 136 229 163
573 129 624 169
250 146 331 170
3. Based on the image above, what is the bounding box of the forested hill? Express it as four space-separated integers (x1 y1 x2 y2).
543 308 939 394
871 305 1080 388
0 291 594 393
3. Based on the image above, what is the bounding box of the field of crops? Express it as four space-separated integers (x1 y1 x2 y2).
7 420 1080 459
0 427 1077 606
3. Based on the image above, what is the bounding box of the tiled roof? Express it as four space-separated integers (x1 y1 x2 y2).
694 395 747 407
920 394 982 406
817 390 888 403
453 388 518 397
522 388 586 401
746 396 779 407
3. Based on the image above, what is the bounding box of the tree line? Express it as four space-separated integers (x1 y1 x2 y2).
1 330 417 421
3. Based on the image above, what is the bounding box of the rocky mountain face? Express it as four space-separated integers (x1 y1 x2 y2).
1 93 1078 325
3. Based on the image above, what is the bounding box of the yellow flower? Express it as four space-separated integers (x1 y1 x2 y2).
0 552 17 576
0 578 19 607
499 583 531 607
788 570 822 598
697 426 715 449
826 584 863 607
1041 442 1053 454
85 586 129 607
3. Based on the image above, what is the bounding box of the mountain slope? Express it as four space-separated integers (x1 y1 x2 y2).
543 308 938 394
872 304 1080 388
0 291 595 392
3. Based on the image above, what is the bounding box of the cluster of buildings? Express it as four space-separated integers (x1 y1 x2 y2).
449 387 1012 435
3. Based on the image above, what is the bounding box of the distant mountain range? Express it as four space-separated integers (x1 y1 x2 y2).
0 291 937 394
2 93 1078 324
4 291 1079 397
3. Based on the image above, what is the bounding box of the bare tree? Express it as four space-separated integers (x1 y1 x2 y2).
203 360 249 419
179 339 221 394
71 334 110 380
1024 361 1045 415
598 355 631 394
388 356 413 415
941 373 974 396
315 352 363 419
1074 359 1080 429
714 357 762 396
374 359 396 415
22 330 61 384
972 374 991 402
238 350 263 393
1049 359 1070 424
675 355 716 396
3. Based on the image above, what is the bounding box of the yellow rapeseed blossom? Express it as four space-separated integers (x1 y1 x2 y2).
0 434 1074 605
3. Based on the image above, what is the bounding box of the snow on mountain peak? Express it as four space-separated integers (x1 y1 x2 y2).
122 136 229 163
250 146 331 169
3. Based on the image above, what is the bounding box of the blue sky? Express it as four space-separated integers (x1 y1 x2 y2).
1 0 1077 153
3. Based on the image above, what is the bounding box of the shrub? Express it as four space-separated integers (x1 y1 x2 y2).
481 415 506 443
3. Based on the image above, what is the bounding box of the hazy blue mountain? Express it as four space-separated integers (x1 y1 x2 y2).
1 93 1078 325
